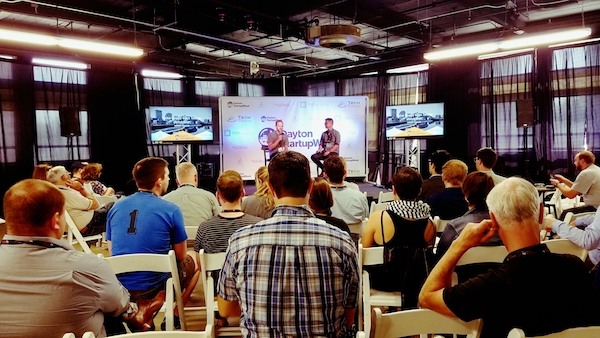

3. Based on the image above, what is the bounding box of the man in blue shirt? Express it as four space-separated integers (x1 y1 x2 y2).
218 151 359 337
107 157 199 327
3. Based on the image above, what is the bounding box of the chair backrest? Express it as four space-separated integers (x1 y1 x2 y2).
433 216 451 233
369 201 388 217
378 191 394 203
563 211 596 225
95 195 118 206
348 219 367 237
184 226 199 241
371 307 482 338
73 325 214 338
508 326 600 338
198 250 228 332
542 238 588 261
102 250 186 331
65 211 103 254
548 190 563 217
452 245 508 285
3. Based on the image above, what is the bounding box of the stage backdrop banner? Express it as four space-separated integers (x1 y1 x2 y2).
219 96 368 180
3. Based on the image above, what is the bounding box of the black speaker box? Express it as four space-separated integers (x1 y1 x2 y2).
516 99 534 127
59 106 81 137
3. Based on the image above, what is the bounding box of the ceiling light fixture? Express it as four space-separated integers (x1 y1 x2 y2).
31 57 89 70
386 63 430 74
549 37 600 48
424 27 592 61
0 28 143 57
477 48 534 60
141 69 183 79
360 71 378 76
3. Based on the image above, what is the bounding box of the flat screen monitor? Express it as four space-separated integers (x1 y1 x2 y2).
385 103 444 139
149 106 213 142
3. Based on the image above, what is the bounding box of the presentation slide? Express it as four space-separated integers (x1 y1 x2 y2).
219 96 368 180
385 103 444 139
149 106 213 142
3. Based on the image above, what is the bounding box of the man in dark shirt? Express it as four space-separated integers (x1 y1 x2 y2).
419 177 600 338
419 150 451 201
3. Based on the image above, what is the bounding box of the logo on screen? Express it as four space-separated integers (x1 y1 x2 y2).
227 116 236 122
261 116 267 122
227 101 233 108
258 128 274 146
338 102 347 108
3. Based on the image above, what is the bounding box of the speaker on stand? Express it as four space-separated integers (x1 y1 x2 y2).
59 107 81 161
517 99 535 179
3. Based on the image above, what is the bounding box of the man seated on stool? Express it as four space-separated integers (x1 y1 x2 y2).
311 118 340 173
419 177 600 338
0 179 165 337
47 165 112 236
550 150 600 219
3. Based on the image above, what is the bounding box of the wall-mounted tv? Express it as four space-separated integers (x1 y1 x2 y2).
149 106 213 143
385 103 444 139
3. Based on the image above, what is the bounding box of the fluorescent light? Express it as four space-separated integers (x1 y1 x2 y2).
32 58 89 70
141 69 183 79
549 37 600 48
0 28 57 45
387 63 429 74
424 43 498 60
0 54 16 60
499 28 591 49
0 28 143 57
360 71 378 76
59 38 143 57
477 48 534 60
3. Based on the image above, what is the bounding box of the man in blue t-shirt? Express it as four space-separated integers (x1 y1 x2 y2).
107 157 199 326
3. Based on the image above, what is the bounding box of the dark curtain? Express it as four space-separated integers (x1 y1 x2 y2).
548 44 600 178
87 69 148 192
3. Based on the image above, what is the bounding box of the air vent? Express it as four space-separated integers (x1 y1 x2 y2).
307 24 361 48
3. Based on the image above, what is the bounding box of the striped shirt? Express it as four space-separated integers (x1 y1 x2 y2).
194 213 264 254
218 204 359 338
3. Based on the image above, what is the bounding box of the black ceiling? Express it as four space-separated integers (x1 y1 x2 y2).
0 0 599 78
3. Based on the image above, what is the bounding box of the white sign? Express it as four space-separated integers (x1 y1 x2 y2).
219 96 368 179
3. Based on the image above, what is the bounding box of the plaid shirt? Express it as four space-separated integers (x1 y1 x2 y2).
218 204 359 338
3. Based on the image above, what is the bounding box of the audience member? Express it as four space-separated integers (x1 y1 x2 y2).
241 166 275 219
339 156 360 191
81 163 115 196
362 166 436 309
419 150 452 201
71 161 88 183
550 150 600 218
324 155 368 227
309 177 351 237
475 147 506 185
47 166 111 236
428 159 469 220
218 151 359 337
436 172 498 261
163 162 220 227
106 157 199 329
546 208 600 268
419 177 600 338
32 163 52 180
0 179 165 337
311 118 341 172
195 170 263 255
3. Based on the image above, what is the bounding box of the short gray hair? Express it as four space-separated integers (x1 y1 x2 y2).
486 177 540 225
175 162 197 181
46 166 69 184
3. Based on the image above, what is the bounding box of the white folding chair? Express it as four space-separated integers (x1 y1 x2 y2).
348 219 367 237
433 216 451 234
369 201 388 217
96 194 118 206
452 245 508 285
508 326 600 338
359 244 402 338
357 307 481 338
563 211 596 225
101 250 187 331
377 191 394 203
65 211 103 254
545 190 563 218
198 250 240 337
542 238 588 261
72 325 214 338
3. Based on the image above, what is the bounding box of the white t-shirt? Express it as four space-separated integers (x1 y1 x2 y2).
572 164 600 208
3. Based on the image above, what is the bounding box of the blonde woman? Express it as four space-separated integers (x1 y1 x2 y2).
241 166 275 219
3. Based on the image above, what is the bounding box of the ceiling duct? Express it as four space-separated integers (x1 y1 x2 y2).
307 24 361 48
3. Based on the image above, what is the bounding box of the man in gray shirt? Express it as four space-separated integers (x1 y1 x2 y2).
163 162 221 227
311 117 341 172
267 119 289 159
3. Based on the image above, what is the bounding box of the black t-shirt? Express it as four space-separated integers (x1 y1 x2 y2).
444 244 600 338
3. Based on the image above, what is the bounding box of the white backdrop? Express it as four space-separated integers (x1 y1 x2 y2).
219 96 368 180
